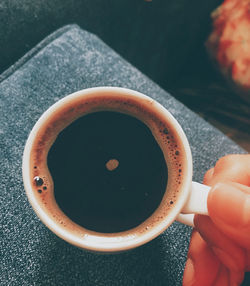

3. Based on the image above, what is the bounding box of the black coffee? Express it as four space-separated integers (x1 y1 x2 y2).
47 111 168 233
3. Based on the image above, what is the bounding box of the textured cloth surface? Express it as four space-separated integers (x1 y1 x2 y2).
0 25 246 285
0 0 221 86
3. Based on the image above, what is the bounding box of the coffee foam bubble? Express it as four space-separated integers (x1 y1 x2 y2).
29 91 187 237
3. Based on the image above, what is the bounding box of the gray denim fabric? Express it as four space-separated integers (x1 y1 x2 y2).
0 25 247 286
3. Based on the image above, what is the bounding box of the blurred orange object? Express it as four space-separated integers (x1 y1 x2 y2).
206 0 250 101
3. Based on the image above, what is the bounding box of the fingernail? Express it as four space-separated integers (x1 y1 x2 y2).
208 183 250 226
183 258 195 285
212 247 239 271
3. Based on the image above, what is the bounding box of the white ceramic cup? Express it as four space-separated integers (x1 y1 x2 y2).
23 87 210 252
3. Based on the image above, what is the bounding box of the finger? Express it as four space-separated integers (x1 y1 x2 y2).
204 154 250 187
208 181 250 249
208 182 250 227
194 215 246 272
213 265 229 286
203 168 214 185
213 265 244 286
211 216 250 250
229 270 245 286
183 230 221 286
186 229 245 286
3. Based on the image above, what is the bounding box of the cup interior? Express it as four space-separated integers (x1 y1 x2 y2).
22 87 193 252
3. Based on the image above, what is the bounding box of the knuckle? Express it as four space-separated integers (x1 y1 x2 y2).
214 154 241 170
203 168 214 184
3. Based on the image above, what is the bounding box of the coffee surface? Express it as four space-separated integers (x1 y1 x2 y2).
47 111 168 233
30 92 186 237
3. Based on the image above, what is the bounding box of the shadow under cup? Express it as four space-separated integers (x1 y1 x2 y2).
23 87 192 252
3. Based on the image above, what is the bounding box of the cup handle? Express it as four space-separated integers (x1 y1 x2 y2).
176 182 210 227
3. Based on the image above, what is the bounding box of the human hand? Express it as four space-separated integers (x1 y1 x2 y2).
183 154 250 286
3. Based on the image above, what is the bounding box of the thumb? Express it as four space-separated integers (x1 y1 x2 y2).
207 181 250 249
208 182 250 227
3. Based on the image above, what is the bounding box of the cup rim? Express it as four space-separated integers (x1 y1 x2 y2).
22 86 193 252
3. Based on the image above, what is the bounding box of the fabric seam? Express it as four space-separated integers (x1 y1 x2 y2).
0 24 79 84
